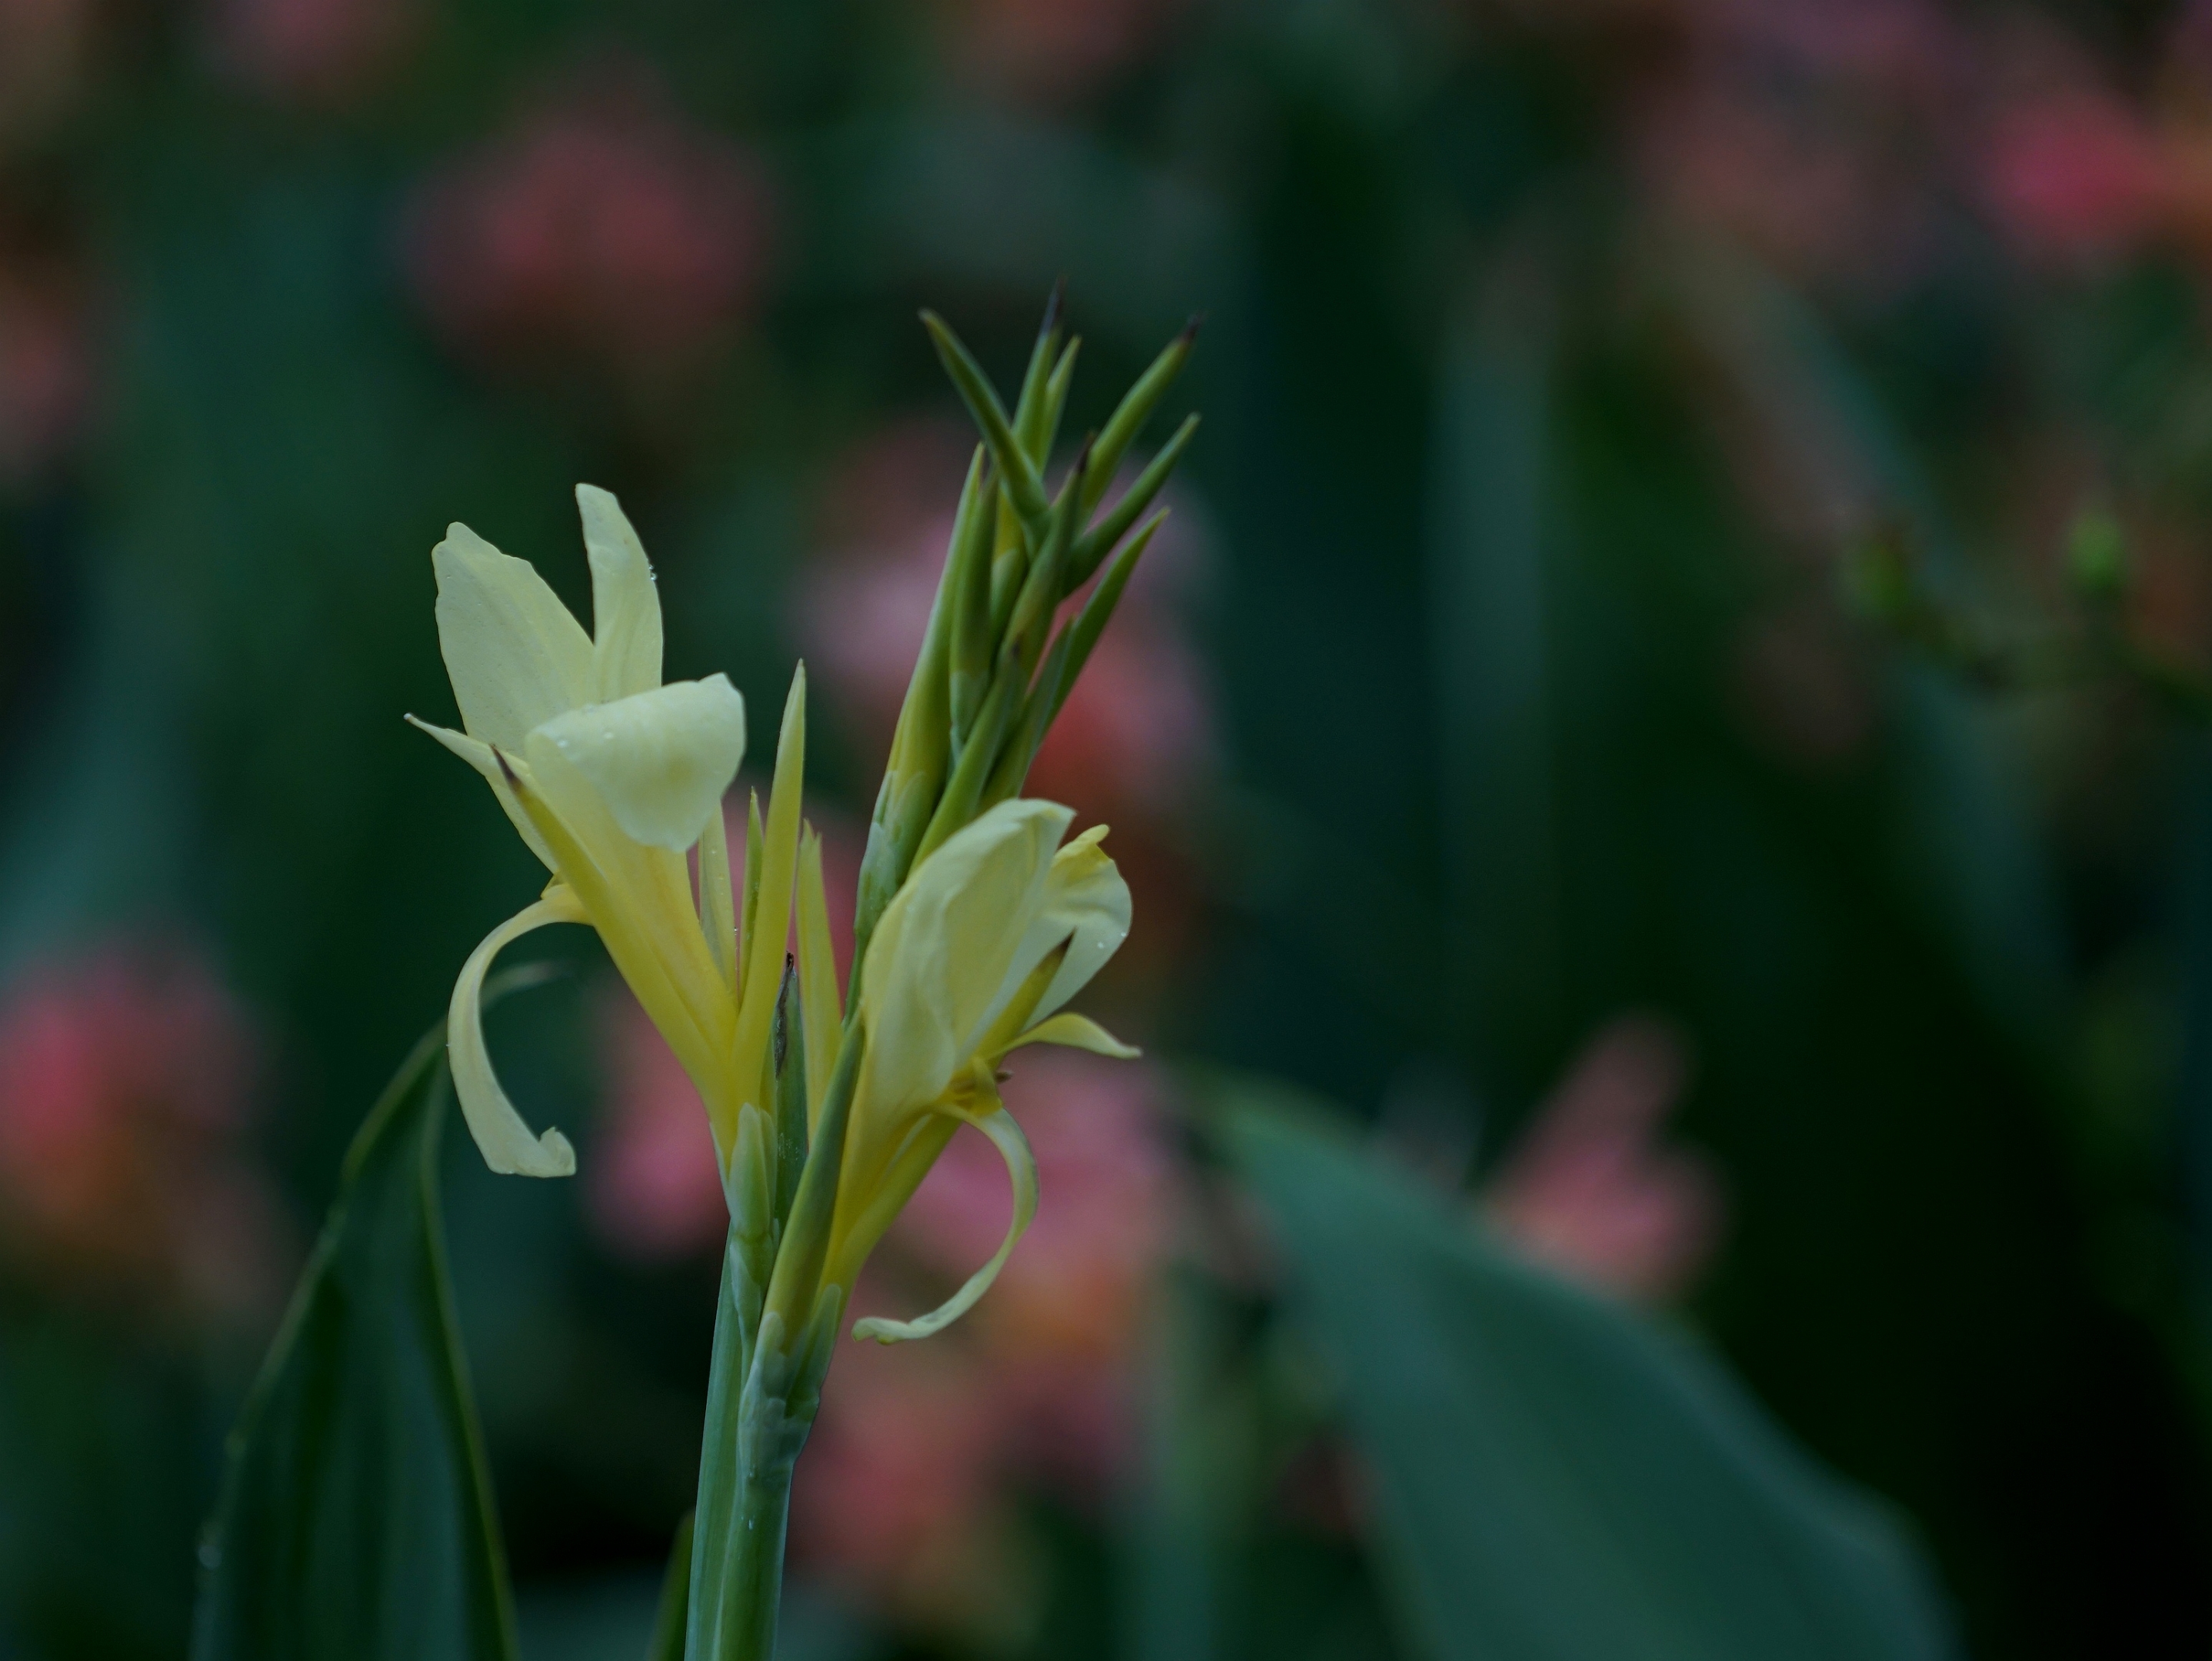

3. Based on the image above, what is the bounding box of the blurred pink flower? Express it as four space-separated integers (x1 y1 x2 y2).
1484 1016 1721 1302
0 256 93 484
207 0 411 107
796 419 1214 829
791 1053 1178 1618
1630 0 1960 292
403 83 771 376
0 941 284 1320
586 985 726 1261
1982 89 2169 260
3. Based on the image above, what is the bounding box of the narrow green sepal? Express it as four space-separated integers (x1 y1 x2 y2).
1039 336 1081 468
1069 413 1198 589
740 791 765 987
1051 510 1166 729
1081 319 1198 517
771 957 808 1230
948 447 998 747
760 1025 864 1341
912 652 1021 867
1004 436 1095 673
982 625 1076 811
1012 282 1068 464
922 311 1049 534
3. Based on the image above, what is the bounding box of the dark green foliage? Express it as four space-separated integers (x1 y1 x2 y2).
192 1028 518 1661
1219 1083 1955 1661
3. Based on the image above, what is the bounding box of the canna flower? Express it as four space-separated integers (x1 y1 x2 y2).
408 483 804 1187
815 797 1135 1343
408 482 1134 1349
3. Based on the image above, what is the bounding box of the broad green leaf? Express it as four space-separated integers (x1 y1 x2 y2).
192 1026 519 1661
1218 1083 1956 1661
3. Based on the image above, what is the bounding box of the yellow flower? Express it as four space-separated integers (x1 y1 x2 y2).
414 486 1138 1350
409 484 805 1184
815 798 1136 1343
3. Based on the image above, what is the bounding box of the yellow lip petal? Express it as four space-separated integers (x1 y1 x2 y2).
1008 1010 1141 1060
448 888 588 1177
850 1103 1038 1344
528 676 747 853
432 522 592 752
577 484 665 704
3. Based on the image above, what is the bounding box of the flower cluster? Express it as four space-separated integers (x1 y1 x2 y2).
413 296 1194 1380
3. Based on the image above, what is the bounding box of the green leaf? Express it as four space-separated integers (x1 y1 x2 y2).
1216 1083 1957 1661
192 1025 519 1661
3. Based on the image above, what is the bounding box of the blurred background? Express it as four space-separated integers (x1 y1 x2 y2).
4 0 2212 1655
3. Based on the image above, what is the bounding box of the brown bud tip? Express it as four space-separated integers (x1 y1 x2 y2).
1041 277 1068 336
1179 313 1204 346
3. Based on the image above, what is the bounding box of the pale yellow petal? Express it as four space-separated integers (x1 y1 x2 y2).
857 798 1071 1119
505 739 735 1128
1025 824 1131 1025
851 1105 1037 1344
432 523 591 751
577 484 664 703
528 676 747 853
1009 1011 1141 1059
405 715 558 870
698 794 736 991
448 889 588 1177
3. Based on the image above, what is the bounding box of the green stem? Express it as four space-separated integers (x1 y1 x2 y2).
721 1435 800 1661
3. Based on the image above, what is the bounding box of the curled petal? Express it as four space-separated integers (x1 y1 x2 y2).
578 484 664 703
851 1105 1038 1344
527 676 747 853
448 888 588 1177
1011 1011 1141 1059
433 523 592 751
405 716 558 871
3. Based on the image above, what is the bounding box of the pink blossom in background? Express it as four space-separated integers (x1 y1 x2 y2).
585 986 727 1261
403 82 771 375
1627 0 1960 294
0 256 93 484
797 419 1215 829
1982 88 2169 261
1483 1016 1721 1302
0 941 285 1320
207 0 412 108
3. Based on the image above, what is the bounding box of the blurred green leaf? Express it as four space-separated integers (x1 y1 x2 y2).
1217 1080 1956 1661
192 1025 518 1661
